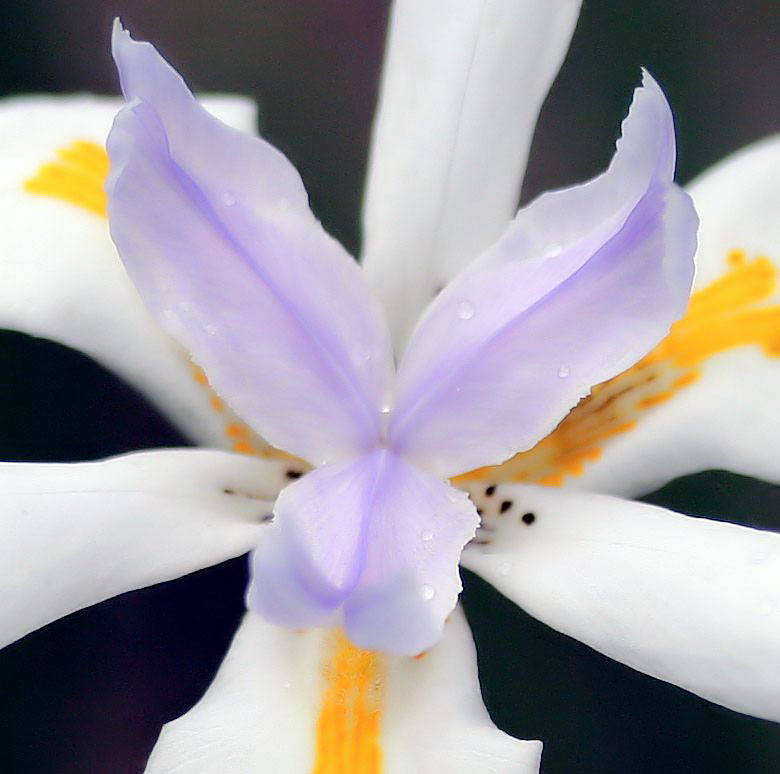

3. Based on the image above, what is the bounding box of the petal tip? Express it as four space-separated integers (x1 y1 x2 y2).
110 17 131 59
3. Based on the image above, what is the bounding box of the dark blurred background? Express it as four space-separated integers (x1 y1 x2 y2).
1 1 779 772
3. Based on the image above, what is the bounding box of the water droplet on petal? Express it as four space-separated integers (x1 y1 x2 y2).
419 584 436 601
544 243 562 258
456 301 474 320
421 529 434 542
379 404 392 415
558 365 570 378
221 191 236 206
204 323 217 335
353 344 373 363
499 561 512 576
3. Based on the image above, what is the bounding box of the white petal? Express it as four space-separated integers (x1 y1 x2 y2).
145 609 540 773
689 134 780 290
0 94 258 446
383 607 542 773
361 0 582 349
461 483 780 721
0 448 286 648
479 134 780 496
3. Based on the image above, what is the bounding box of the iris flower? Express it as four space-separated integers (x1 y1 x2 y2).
1 2 778 771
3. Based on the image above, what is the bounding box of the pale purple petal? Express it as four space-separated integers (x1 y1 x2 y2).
245 455 377 629
343 454 478 655
246 451 478 655
390 72 698 477
106 22 394 465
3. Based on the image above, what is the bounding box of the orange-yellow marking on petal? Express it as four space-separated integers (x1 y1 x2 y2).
232 440 258 454
456 251 780 488
225 422 249 438
313 629 384 774
23 140 109 216
188 363 305 464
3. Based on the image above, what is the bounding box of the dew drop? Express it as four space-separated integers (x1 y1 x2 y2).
421 529 434 542
456 301 474 320
379 404 392 415
499 561 512 577
544 243 562 258
221 191 236 206
204 323 217 335
353 345 373 363
419 584 436 601
558 365 570 378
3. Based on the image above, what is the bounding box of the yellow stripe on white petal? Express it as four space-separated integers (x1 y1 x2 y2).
458 135 780 496
0 449 287 649
23 138 109 215
461 483 780 722
313 629 384 773
145 608 540 774
0 94 258 447
361 0 582 350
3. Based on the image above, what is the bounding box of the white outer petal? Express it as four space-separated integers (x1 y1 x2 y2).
689 134 780 290
564 134 780 496
361 0 582 350
0 94 257 446
461 483 780 721
145 608 540 773
0 449 286 648
383 606 541 773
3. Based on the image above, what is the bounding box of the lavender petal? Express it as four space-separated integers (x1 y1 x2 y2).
390 72 698 477
107 22 394 465
247 451 478 655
